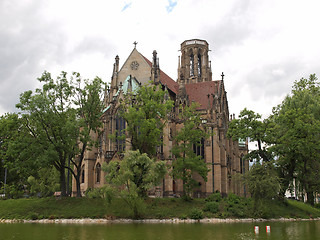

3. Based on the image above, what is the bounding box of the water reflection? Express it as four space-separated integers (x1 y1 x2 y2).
0 221 319 240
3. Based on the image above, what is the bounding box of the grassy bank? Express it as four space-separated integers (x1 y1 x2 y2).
1 195 320 220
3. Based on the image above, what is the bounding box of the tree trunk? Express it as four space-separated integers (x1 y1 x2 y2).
75 175 82 198
59 167 67 197
307 191 314 206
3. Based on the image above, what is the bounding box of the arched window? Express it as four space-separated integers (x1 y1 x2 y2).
193 138 205 159
96 163 101 183
197 54 202 77
190 53 194 77
81 168 85 183
115 115 126 152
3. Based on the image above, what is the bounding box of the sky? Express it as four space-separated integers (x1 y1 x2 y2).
1 0 320 118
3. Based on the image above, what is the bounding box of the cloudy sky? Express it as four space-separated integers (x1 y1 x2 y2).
1 0 320 118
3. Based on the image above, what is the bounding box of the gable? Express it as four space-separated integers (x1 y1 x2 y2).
117 48 152 86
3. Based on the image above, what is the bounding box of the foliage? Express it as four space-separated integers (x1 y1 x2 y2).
188 208 204 220
270 74 320 205
103 150 166 198
15 71 104 197
103 150 166 218
205 192 222 202
242 161 280 211
0 113 47 198
27 167 60 197
203 201 219 214
227 108 272 162
85 185 114 204
119 83 174 156
171 103 209 199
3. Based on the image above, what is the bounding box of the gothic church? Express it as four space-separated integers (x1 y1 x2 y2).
73 39 248 197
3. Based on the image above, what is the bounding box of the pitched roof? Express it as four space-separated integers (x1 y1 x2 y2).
141 55 179 94
185 81 221 109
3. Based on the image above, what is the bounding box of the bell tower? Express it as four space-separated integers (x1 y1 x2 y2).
178 39 212 84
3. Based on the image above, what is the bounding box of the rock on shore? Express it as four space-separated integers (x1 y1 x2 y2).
1 217 319 224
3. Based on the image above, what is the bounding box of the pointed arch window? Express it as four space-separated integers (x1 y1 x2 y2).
115 115 126 152
193 138 205 159
190 53 194 77
81 168 85 183
96 163 101 183
197 54 202 77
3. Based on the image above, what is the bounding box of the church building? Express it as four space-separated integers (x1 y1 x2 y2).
73 39 248 197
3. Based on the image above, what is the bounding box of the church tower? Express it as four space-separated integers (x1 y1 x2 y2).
178 39 212 84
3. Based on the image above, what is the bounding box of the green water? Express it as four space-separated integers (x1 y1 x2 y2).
0 221 319 240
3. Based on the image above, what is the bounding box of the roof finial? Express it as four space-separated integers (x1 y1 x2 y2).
133 41 138 48
221 72 225 81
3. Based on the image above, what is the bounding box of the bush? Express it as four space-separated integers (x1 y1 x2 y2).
85 186 114 204
188 208 203 220
203 201 219 213
205 192 222 202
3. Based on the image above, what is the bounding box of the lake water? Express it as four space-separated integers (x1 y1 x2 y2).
0 220 319 240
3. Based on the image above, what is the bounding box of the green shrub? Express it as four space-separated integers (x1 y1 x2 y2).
226 193 241 206
27 213 39 220
203 201 219 213
188 208 203 220
85 186 114 204
205 192 222 202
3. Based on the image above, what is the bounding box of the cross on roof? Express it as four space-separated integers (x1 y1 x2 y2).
221 72 225 80
133 41 138 48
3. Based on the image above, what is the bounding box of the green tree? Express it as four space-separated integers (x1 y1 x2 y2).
27 167 60 197
227 108 273 162
0 113 45 198
171 103 209 200
68 73 104 197
119 83 174 157
242 161 280 214
270 74 320 205
103 150 166 218
16 71 104 197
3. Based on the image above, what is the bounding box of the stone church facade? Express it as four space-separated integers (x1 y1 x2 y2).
73 39 248 197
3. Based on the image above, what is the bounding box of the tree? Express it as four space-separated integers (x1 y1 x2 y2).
0 113 45 198
16 71 104 197
102 150 166 218
270 74 320 205
67 73 104 197
227 108 273 162
119 83 174 157
242 161 280 213
171 103 209 199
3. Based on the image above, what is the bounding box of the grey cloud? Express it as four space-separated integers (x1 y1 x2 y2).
241 60 304 102
202 0 255 53
0 1 115 114
0 1 68 113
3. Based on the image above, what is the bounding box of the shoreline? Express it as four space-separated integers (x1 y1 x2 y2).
1 217 320 224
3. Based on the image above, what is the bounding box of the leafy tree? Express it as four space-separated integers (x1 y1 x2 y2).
270 74 320 205
68 73 104 197
171 103 209 200
16 71 104 197
227 108 273 162
103 150 166 198
242 161 280 212
103 150 166 218
0 113 45 198
27 167 60 197
119 83 174 157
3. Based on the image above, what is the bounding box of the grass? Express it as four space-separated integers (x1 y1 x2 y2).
1 195 320 220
